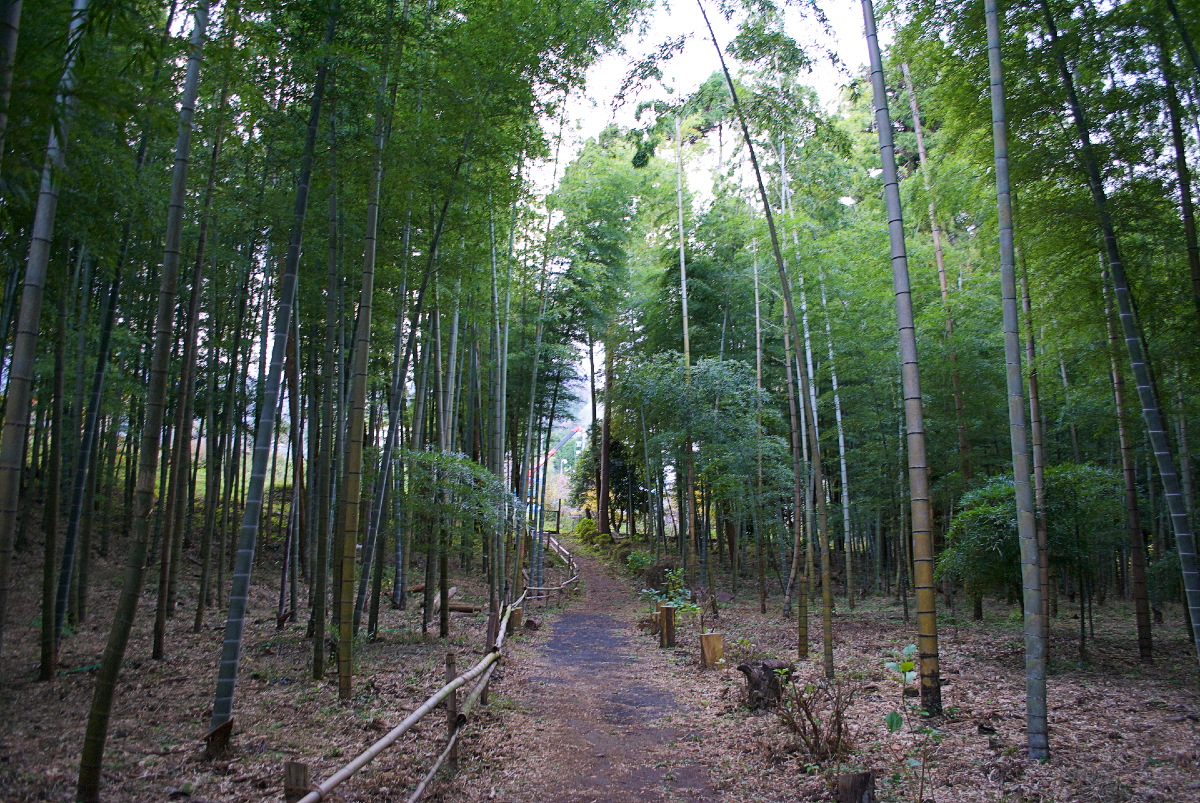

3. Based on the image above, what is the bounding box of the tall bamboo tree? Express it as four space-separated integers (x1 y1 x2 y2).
863 0 941 712
1040 0 1200 662
0 0 88 659
208 8 336 743
77 6 209 796
986 0 1048 759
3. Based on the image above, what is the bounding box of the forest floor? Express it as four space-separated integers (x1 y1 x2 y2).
2 523 1199 803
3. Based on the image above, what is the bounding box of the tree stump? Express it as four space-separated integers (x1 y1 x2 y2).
736 658 793 709
837 771 875 803
204 719 233 760
660 605 676 648
283 761 309 803
700 632 723 668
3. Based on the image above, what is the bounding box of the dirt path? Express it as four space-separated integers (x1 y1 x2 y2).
450 552 722 803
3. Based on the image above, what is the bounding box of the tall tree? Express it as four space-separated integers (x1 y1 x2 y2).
77 5 210 797
0 0 88 659
1040 0 1200 663
208 9 336 745
863 0 941 714
986 0 1047 759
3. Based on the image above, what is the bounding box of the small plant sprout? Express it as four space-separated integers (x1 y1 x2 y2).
884 643 919 704
881 644 945 803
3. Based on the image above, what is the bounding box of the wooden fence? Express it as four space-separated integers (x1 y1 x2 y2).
287 591 528 803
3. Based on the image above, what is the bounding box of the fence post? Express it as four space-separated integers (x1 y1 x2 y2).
446 652 458 771
660 605 676 648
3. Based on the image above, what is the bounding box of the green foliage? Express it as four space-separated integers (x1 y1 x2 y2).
881 645 944 802
937 465 1126 599
401 448 511 553
641 568 700 621
575 517 599 545
626 550 652 575
883 643 919 690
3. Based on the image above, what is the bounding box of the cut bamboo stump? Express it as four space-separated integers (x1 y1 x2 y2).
659 605 676 648
837 771 875 803
700 632 723 668
283 761 309 803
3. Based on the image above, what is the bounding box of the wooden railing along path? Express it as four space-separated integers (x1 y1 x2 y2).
286 591 528 803
522 531 580 601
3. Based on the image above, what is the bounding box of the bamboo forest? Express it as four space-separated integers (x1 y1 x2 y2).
1 0 1199 800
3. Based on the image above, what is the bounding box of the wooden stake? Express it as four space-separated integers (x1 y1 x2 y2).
485 611 499 649
283 761 309 803
700 632 723 668
837 770 875 803
660 605 675 648
510 606 523 631
446 652 458 772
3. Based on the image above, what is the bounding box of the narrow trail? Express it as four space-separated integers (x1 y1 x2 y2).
463 551 721 802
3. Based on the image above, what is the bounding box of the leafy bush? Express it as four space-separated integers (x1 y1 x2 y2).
641 568 699 619
627 550 653 575
576 517 598 545
937 464 1124 599
612 540 632 563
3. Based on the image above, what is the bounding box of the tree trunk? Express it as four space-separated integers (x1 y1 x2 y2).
1020 258 1051 650
0 0 88 660
781 314 807 658
987 0 1048 758
901 61 971 479
77 6 208 796
819 271 853 607
55 270 119 647
1161 42 1200 336
336 35 388 692
207 8 334 740
1103 274 1154 663
863 0 941 712
194 335 220 632
1042 0 1200 666
40 291 66 680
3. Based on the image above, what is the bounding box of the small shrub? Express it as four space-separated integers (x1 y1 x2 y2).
612 540 633 564
775 676 859 762
627 550 652 575
576 517 598 544
594 531 614 548
726 635 764 665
